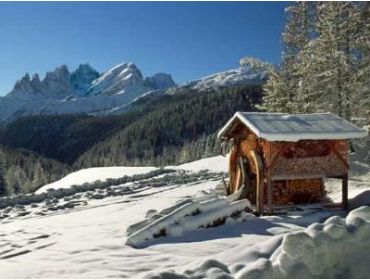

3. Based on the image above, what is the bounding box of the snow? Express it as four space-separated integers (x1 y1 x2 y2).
35 166 157 194
0 155 369 278
218 112 368 142
36 155 228 194
126 192 251 248
171 155 228 173
184 60 269 91
325 159 370 206
88 62 148 97
151 206 370 278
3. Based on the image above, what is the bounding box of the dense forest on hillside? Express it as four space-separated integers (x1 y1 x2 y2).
0 112 143 164
75 85 262 168
0 146 69 196
0 84 262 195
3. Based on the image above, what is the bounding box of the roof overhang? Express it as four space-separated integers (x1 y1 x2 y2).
217 112 368 142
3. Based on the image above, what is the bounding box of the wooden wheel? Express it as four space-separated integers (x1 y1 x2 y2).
250 149 264 215
228 146 251 199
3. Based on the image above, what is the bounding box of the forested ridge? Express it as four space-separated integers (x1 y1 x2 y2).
0 85 262 195
74 85 262 168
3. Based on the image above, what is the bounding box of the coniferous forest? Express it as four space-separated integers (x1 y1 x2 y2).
261 2 370 121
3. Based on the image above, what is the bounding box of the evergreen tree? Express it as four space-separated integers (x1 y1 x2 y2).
309 2 358 119
32 161 48 191
352 2 370 120
262 2 315 113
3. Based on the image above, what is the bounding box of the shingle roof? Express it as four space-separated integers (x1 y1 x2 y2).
217 112 368 142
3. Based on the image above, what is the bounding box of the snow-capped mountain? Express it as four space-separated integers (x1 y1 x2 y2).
0 57 268 123
70 64 100 96
0 62 176 123
87 63 148 96
87 63 176 97
184 57 271 91
8 64 99 100
98 57 272 116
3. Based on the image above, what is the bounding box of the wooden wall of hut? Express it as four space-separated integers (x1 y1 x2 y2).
227 126 349 209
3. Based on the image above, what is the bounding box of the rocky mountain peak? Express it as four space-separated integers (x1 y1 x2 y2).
144 73 176 90
71 63 100 95
87 62 146 96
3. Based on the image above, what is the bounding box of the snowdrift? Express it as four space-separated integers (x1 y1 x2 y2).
149 206 370 278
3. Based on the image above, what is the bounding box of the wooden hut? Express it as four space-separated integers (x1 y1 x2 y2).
217 112 368 215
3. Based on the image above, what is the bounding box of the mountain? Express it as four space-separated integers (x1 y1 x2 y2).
144 73 176 90
93 57 271 116
70 64 100 96
184 57 271 91
8 64 99 100
0 62 176 123
0 57 269 123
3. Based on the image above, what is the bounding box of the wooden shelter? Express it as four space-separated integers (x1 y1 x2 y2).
218 112 368 215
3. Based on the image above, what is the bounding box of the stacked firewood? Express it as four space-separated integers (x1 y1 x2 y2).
268 179 323 205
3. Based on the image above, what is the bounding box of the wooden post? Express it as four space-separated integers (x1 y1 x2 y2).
267 176 273 215
342 174 348 210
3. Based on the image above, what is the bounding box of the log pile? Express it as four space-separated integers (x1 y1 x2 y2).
270 179 323 205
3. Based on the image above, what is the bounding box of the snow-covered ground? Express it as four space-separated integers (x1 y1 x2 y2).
1 155 370 278
36 166 158 194
171 155 228 173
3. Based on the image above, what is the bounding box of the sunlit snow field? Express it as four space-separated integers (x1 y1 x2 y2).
0 155 369 278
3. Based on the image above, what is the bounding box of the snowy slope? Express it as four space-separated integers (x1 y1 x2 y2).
36 166 158 194
36 155 227 194
170 155 228 172
183 57 270 91
1 157 369 278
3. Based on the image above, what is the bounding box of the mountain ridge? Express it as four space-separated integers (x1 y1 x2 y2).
0 57 269 123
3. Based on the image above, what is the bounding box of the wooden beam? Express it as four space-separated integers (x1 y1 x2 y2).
342 174 348 210
266 174 273 215
332 147 349 170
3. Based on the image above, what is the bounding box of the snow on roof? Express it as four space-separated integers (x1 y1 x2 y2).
217 112 368 142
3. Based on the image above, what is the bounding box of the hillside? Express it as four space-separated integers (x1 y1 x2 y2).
0 58 266 197
0 84 262 169
0 155 369 278
74 85 262 168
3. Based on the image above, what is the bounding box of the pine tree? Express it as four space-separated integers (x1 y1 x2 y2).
352 2 370 121
261 2 315 113
32 161 47 191
302 2 358 119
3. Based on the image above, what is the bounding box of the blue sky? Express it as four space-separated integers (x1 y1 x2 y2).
0 1 288 95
